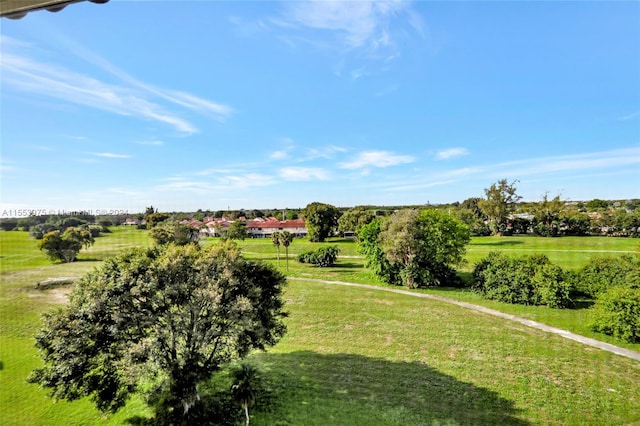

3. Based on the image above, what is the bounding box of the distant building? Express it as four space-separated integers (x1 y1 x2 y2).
246 218 307 238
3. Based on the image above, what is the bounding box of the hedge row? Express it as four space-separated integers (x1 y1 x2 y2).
472 252 640 342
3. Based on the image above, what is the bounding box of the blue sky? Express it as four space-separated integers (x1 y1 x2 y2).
1 1 639 214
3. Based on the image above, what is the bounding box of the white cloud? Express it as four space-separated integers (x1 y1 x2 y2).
106 188 144 197
220 174 277 188
339 150 415 169
155 172 278 195
0 38 234 134
385 179 455 192
619 111 639 121
136 140 164 146
489 147 640 179
303 145 347 160
282 1 410 50
0 162 17 172
279 167 330 181
270 150 289 160
436 147 469 160
154 180 219 194
93 152 131 159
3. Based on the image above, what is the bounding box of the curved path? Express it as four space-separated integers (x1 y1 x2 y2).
294 277 640 362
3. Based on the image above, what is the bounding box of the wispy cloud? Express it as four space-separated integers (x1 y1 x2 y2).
280 1 412 51
270 150 289 160
357 146 640 194
155 173 276 194
0 35 234 134
92 152 131 159
489 147 640 179
619 111 639 121
0 161 18 173
106 188 144 197
279 167 330 181
303 145 348 160
436 147 469 160
340 150 415 169
219 173 276 188
270 137 296 160
29 145 55 152
266 0 424 77
385 179 455 192
135 140 164 146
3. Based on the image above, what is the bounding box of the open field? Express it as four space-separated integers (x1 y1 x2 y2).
1 229 639 424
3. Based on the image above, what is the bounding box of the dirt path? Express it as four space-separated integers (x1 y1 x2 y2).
294 277 640 362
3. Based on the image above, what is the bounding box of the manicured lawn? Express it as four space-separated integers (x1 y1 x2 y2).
0 228 154 425
244 279 640 425
1 230 639 424
464 235 640 270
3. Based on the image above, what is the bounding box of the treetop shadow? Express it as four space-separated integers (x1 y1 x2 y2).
249 350 530 426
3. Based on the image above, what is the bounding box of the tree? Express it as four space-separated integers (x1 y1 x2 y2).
227 221 248 240
357 219 402 286
459 197 485 219
149 221 200 246
585 199 610 210
478 179 522 235
30 223 58 239
337 206 376 237
145 212 170 229
29 242 287 422
230 363 261 426
533 193 564 237
279 231 294 271
363 209 470 288
271 231 281 267
37 227 94 262
302 202 340 242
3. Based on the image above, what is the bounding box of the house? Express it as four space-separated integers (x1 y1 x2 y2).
123 218 141 226
200 218 233 237
246 218 307 238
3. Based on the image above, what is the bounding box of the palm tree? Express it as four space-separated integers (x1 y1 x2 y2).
271 231 281 267
279 231 294 271
230 363 260 426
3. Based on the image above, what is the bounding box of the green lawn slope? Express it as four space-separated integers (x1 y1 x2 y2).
1 229 638 424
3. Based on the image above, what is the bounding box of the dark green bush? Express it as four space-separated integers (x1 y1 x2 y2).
297 246 339 267
472 252 572 308
29 223 58 239
591 286 640 343
568 255 639 298
0 218 18 231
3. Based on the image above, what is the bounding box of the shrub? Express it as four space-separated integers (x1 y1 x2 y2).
0 218 18 231
472 252 572 308
297 246 339 267
591 286 640 343
29 223 58 239
568 255 639 298
531 263 573 308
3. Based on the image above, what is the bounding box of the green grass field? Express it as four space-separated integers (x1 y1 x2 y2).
1 229 639 424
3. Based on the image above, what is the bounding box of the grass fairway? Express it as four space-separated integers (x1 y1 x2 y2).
1 229 639 424
245 279 640 425
465 235 640 270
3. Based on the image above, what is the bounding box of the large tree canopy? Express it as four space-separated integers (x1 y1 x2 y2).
37 227 94 262
360 209 470 288
478 179 522 235
29 242 287 421
337 206 376 237
149 221 200 246
302 202 340 242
